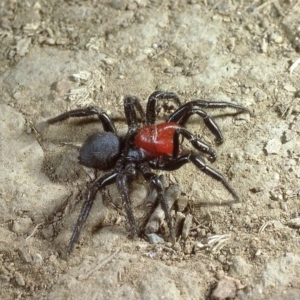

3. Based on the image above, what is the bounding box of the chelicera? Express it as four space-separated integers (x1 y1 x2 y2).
46 91 249 254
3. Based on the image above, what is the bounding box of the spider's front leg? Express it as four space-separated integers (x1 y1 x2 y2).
67 171 117 254
167 105 224 144
122 96 146 154
123 96 146 128
149 155 238 202
167 100 250 144
172 128 217 162
146 91 182 124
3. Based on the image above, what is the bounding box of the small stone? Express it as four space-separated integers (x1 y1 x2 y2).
45 38 56 45
111 0 127 10
274 35 283 44
269 33 283 44
264 139 281 155
127 2 137 10
156 83 172 92
216 270 225 280
195 242 206 250
255 249 262 256
164 67 182 74
16 37 31 56
33 253 43 264
261 38 268 53
172 242 182 252
17 247 33 264
218 254 226 264
182 214 193 239
12 216 33 234
270 190 283 201
230 256 252 277
146 233 165 244
56 38 69 45
254 89 267 102
15 272 25 286
177 195 189 212
283 84 297 92
283 130 296 142
246 23 254 33
211 278 237 299
287 217 300 228
184 241 193 254
174 212 185 237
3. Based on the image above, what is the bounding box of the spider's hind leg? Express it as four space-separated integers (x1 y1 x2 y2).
47 107 117 134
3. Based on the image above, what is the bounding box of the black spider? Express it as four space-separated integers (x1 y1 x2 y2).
46 91 250 254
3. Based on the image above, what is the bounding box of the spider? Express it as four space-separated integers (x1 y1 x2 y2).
46 91 250 254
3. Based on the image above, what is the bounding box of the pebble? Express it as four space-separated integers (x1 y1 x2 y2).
111 0 127 10
269 33 283 44
261 38 268 53
287 217 300 228
17 247 33 264
274 35 283 44
146 233 165 244
164 67 182 74
182 214 193 239
218 254 226 264
211 277 237 299
12 216 33 234
264 139 282 155
174 212 185 236
15 271 25 286
16 37 31 56
229 256 252 277
254 89 267 102
172 242 182 252
246 23 255 33
177 195 189 212
33 253 44 264
283 83 297 92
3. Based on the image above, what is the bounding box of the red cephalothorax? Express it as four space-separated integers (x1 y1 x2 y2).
134 122 181 157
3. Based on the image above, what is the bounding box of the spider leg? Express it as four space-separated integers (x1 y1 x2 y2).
139 162 175 242
149 154 238 201
67 171 118 254
47 107 117 134
167 105 224 144
173 128 217 162
122 96 146 154
116 162 139 237
124 96 146 127
167 100 249 144
146 91 182 124
189 100 250 112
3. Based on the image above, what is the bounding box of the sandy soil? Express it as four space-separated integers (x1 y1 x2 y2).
1 0 300 299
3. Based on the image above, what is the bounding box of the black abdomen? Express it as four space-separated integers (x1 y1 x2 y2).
79 132 120 169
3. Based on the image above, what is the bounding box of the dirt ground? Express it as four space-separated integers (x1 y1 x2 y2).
1 0 300 299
